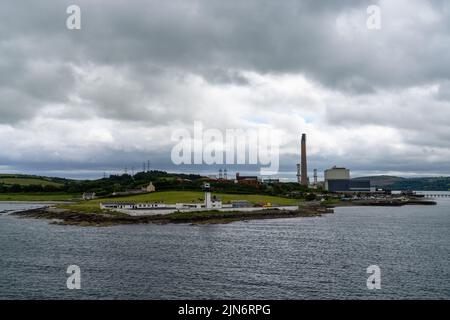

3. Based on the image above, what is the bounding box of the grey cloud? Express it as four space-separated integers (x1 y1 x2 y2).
1 0 449 111
0 0 449 177
200 69 251 86
437 80 450 100
5 0 449 92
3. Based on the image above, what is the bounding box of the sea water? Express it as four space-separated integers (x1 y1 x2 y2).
0 195 449 299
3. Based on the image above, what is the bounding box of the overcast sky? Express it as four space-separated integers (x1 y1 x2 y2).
1 0 449 179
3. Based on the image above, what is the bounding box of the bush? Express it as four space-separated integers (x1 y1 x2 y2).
305 193 317 201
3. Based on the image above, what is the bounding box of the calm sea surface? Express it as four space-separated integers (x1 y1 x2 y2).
0 193 449 299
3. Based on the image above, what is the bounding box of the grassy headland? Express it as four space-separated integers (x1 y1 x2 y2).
56 191 300 213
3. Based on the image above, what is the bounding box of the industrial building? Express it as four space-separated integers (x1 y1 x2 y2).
292 133 372 193
235 172 259 185
325 179 371 192
324 167 350 181
324 166 371 193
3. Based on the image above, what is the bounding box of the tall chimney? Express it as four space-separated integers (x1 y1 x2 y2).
301 133 308 186
296 163 301 183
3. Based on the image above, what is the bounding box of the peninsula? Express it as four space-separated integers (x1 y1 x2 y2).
2 168 438 227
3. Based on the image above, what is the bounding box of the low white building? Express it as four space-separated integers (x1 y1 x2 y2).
100 202 173 210
175 203 202 210
100 192 229 212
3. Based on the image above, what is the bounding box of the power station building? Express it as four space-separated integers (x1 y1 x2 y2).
294 133 371 192
324 166 371 192
324 167 350 181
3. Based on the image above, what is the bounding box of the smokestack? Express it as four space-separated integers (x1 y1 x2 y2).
301 133 308 186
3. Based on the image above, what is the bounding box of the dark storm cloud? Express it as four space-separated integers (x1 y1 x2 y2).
4 0 449 100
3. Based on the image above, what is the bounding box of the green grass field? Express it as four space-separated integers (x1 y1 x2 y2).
101 191 298 205
0 193 78 201
0 177 63 187
321 198 341 206
58 191 300 213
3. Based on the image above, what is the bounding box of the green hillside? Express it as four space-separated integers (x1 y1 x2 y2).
354 175 450 191
0 177 63 187
0 193 78 201
101 191 299 205
353 175 405 187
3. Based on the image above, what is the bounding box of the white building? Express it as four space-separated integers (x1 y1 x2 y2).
175 203 202 210
145 182 156 193
100 202 172 210
82 192 96 200
204 192 222 209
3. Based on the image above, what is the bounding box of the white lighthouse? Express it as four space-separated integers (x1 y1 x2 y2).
204 192 222 209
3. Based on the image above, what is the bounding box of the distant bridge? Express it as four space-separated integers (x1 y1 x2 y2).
422 194 450 198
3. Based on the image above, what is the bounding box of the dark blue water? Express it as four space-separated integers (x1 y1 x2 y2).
0 197 449 300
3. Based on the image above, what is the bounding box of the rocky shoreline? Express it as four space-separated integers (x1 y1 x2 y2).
11 205 334 227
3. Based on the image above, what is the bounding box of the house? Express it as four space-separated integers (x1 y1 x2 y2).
145 182 156 193
82 192 96 200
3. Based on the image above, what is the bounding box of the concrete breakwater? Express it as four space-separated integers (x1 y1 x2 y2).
325 198 437 207
357 199 437 206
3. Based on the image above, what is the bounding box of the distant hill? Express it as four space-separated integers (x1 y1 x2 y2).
0 174 69 187
2 172 449 193
353 175 406 187
0 171 206 195
353 175 450 191
0 170 309 198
